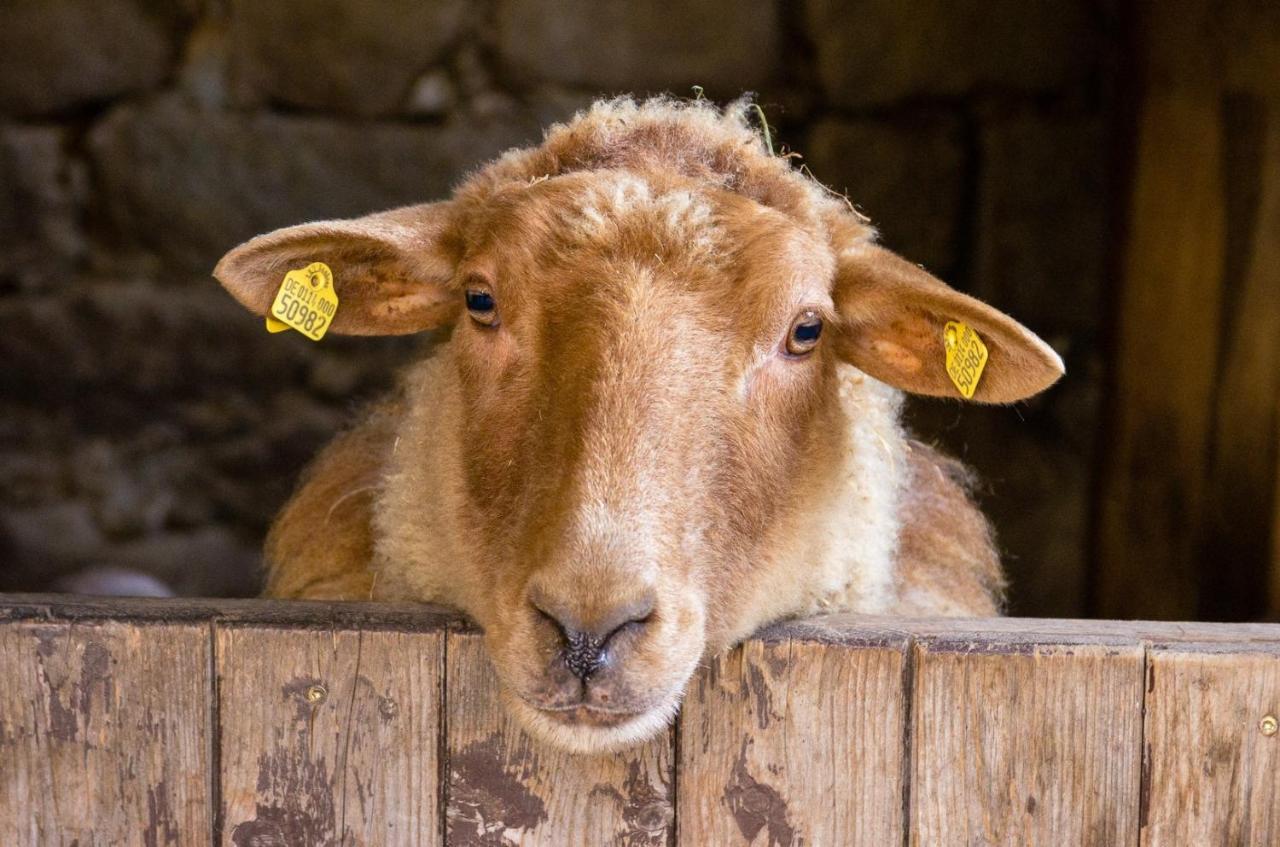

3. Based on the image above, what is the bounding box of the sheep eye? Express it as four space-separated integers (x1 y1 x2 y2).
465 289 499 326
785 311 823 356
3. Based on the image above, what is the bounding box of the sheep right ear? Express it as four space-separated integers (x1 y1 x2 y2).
831 238 1064 403
213 202 461 335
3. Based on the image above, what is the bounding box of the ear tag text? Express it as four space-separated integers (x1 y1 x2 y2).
943 320 988 399
266 262 339 341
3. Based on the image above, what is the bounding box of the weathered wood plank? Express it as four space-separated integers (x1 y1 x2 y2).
217 624 443 846
0 592 467 632
1096 0 1280 621
1195 89 1280 621
766 614 1280 647
444 631 673 845
676 634 908 845
1274 398 1280 619
909 639 1144 846
0 619 212 847
1094 83 1227 620
5 596 1280 646
1141 645 1280 845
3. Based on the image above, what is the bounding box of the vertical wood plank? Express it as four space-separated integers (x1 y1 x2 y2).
0 619 212 847
1096 0 1280 621
1274 399 1280 618
217 624 443 846
444 631 673 846
1195 92 1280 621
1141 646 1280 845
909 639 1144 846
676 633 907 845
1095 85 1226 619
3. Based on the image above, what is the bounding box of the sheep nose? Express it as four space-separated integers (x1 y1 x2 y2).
529 591 656 682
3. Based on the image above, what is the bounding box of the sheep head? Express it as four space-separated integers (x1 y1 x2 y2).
215 98 1063 751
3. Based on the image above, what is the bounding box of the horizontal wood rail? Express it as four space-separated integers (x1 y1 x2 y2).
1 595 1278 845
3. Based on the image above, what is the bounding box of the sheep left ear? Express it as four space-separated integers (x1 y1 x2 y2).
213 202 460 336
832 239 1064 403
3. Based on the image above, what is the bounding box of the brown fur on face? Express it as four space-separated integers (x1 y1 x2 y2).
214 97 1062 752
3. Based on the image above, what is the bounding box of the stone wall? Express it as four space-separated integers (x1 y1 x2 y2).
0 0 1122 614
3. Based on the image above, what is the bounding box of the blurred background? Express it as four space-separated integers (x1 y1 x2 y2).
0 0 1276 621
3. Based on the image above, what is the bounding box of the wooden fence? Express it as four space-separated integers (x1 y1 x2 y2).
1 595 1277 846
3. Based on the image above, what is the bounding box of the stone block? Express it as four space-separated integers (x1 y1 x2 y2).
88 95 541 272
0 125 87 290
0 0 193 116
228 0 469 116
495 0 781 94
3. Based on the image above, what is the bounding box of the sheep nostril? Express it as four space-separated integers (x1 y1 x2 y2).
562 628 608 681
532 603 569 642
528 599 655 682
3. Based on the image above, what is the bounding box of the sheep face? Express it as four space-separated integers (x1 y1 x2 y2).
214 99 1063 752
440 172 849 749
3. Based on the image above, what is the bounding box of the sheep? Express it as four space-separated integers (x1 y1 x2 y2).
214 97 1063 752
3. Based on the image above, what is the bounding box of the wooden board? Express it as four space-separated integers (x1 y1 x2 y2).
1 598 1278 845
0 618 212 847
1194 88 1280 621
444 631 674 846
1094 85 1226 620
676 634 908 846
1141 645 1280 845
1096 0 1280 621
1274 398 1280 618
217 624 444 846
909 638 1145 846
6 595 1280 645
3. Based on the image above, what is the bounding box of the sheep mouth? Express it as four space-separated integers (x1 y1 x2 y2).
504 687 684 752
535 704 645 729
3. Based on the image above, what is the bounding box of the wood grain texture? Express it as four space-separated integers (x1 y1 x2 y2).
909 639 1145 847
1274 398 1280 619
0 619 212 847
768 614 1280 647
1094 82 1226 620
1141 645 1280 846
444 631 673 846
1195 89 1280 621
4 596 1280 646
1 598 1279 845
217 624 443 846
1096 0 1280 620
676 634 908 846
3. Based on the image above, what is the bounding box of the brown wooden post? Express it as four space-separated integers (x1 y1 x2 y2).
0 618 212 845
1141 644 1280 845
909 635 1144 845
216 624 445 846
676 628 908 845
444 630 674 845
1096 0 1280 620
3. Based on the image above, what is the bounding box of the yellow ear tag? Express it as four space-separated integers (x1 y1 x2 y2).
265 262 338 341
943 320 988 399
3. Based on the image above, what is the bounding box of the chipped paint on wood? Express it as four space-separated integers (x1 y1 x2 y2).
446 631 674 845
217 625 443 846
723 738 795 846
678 637 907 845
0 619 211 846
449 733 549 843
2 600 1280 844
